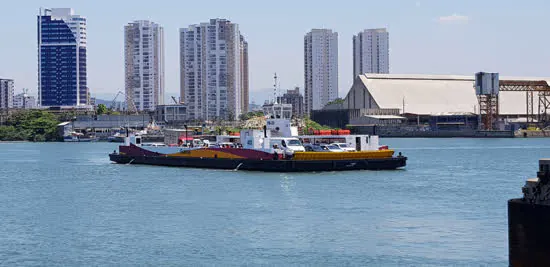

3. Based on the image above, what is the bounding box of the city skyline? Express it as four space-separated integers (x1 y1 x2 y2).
1 0 550 104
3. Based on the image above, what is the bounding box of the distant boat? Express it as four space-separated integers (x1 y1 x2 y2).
63 132 97 142
108 132 125 143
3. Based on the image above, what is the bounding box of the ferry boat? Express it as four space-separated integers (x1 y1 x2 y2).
109 104 407 172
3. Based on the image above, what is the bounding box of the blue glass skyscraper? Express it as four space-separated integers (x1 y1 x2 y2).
38 8 87 107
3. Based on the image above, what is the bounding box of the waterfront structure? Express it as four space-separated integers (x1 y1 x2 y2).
124 20 165 112
38 8 87 107
508 159 550 266
0 79 14 109
155 104 188 124
353 28 389 77
342 73 550 118
304 29 338 114
179 18 249 120
276 87 304 117
13 91 37 109
309 73 549 136
71 114 149 130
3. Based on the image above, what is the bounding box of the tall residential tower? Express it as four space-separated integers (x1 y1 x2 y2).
38 8 87 107
179 19 249 120
304 29 339 114
240 35 249 114
124 20 165 112
353 28 389 77
0 79 14 109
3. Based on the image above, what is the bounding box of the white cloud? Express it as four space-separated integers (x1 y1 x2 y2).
438 14 469 23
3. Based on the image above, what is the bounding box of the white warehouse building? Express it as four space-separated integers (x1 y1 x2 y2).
343 73 550 118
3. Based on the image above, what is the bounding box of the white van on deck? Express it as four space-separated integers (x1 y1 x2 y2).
269 137 306 153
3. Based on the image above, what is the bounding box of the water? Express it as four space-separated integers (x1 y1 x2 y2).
0 138 547 266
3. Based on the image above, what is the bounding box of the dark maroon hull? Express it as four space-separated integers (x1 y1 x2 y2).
109 153 407 172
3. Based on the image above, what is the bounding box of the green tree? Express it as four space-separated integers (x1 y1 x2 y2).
325 98 344 107
4 110 60 141
304 118 331 131
97 104 108 115
239 111 265 121
0 126 24 141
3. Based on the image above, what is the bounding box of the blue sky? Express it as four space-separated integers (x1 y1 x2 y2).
1 0 549 104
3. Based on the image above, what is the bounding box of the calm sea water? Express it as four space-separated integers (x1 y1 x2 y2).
0 138 548 266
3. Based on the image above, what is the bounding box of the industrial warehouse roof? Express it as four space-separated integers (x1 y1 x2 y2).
351 74 550 115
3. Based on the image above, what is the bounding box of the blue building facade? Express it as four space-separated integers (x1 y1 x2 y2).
38 8 87 107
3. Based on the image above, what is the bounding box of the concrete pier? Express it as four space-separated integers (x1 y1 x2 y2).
508 159 550 266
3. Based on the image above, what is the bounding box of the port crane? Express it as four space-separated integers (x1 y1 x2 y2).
106 90 139 115
110 91 124 110
125 91 138 115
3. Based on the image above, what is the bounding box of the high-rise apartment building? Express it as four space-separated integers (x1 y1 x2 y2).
0 79 14 109
353 28 389 77
304 29 338 114
240 35 249 114
124 20 165 112
179 19 249 120
38 8 87 107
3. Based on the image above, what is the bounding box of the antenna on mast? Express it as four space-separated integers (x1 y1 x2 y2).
273 73 278 104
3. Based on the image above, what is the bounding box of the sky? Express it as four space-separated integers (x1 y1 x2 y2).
1 0 550 104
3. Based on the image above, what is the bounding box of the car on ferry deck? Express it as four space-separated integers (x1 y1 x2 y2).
330 142 356 152
270 138 306 152
304 143 344 152
322 144 344 152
